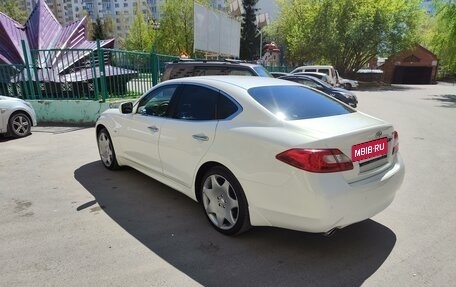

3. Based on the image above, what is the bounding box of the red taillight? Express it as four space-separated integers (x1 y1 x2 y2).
276 148 353 173
392 131 399 154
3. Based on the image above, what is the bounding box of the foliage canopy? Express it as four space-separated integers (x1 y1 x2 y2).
269 0 424 75
431 1 456 74
121 6 154 51
92 17 106 40
121 0 209 55
156 0 194 55
0 0 27 24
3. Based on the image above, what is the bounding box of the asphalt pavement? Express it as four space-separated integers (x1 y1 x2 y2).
0 83 455 286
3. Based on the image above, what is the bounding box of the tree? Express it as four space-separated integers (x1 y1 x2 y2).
90 16 113 40
0 0 27 24
92 17 106 40
431 1 456 74
121 6 153 51
103 16 114 39
418 10 437 49
270 0 424 75
240 0 259 60
156 0 210 56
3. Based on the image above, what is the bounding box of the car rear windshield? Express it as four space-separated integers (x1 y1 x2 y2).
248 85 354 120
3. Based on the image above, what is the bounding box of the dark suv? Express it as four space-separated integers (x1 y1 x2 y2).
161 60 272 81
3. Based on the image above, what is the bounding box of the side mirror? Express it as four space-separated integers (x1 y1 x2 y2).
120 102 133 114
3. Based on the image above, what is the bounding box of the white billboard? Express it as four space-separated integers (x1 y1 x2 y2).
194 3 241 58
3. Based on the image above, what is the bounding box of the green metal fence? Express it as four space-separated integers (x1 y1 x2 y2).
0 64 28 99
0 40 179 101
29 48 100 100
0 43 298 101
102 49 151 99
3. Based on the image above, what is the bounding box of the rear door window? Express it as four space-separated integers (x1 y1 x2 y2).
173 85 218 120
172 84 239 121
248 85 353 120
217 94 239 119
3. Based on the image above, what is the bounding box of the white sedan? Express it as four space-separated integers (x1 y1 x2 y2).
0 95 37 138
339 77 359 90
96 76 404 235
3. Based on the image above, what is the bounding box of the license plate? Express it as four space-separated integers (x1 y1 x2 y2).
352 137 387 162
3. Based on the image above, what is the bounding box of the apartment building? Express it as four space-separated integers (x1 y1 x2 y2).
18 0 260 40
21 0 158 39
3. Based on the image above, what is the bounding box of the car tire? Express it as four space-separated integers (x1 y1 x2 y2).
200 166 251 235
344 83 352 90
8 112 31 138
97 128 120 170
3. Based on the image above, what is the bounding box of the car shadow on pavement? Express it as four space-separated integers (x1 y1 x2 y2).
0 133 34 142
74 162 397 287
425 94 456 108
0 134 12 142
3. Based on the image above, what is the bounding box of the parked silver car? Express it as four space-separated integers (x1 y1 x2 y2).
0 96 37 138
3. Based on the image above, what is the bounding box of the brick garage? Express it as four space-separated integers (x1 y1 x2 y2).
382 45 438 84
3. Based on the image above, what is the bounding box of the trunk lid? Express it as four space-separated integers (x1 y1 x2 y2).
283 112 396 182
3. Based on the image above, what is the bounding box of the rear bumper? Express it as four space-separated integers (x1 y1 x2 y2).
245 154 404 233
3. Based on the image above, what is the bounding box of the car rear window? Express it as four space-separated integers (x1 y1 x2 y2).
248 85 354 120
318 69 330 75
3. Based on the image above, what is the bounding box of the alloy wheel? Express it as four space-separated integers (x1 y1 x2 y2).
202 174 239 230
98 132 113 167
11 114 30 137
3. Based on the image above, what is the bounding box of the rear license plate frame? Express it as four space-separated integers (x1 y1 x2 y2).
352 137 388 162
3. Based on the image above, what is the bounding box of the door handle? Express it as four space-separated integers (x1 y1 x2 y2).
148 126 159 133
192 134 209 141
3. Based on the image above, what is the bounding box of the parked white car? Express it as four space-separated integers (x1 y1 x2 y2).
293 72 332 84
0 96 37 138
339 77 359 90
96 76 404 235
290 65 338 86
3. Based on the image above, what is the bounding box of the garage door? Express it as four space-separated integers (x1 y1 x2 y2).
392 66 433 84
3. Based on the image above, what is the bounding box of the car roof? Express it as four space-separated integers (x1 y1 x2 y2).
153 76 306 123
160 75 297 90
270 72 291 75
295 65 334 69
168 61 261 68
280 74 334 88
294 72 327 76
280 74 321 82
